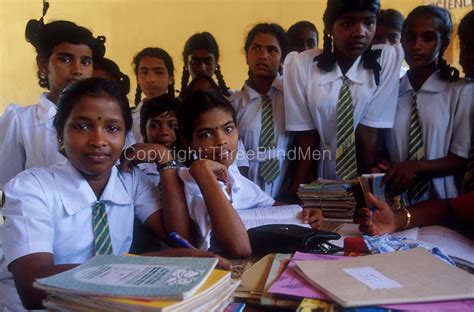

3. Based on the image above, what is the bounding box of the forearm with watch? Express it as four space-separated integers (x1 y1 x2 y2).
155 152 194 244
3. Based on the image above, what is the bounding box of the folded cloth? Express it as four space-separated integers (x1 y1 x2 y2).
363 234 455 266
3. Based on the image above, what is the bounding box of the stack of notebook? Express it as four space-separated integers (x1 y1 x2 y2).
297 179 358 222
35 255 238 311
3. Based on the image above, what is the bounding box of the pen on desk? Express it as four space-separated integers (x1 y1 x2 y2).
169 232 197 250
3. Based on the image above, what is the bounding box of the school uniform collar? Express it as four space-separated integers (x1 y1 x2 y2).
37 92 57 128
240 74 283 106
399 71 447 96
319 55 369 86
54 161 132 216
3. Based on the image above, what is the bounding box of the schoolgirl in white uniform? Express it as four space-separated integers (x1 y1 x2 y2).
283 0 403 194
182 75 250 174
230 23 291 199
131 47 175 143
171 91 323 257
1 78 224 311
383 6 472 205
0 13 106 189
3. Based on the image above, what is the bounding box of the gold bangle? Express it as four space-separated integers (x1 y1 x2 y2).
402 207 412 230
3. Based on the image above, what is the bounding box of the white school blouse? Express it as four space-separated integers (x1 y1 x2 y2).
177 163 275 250
0 93 65 189
385 73 473 203
283 44 404 179
0 161 161 311
0 93 135 190
230 75 291 198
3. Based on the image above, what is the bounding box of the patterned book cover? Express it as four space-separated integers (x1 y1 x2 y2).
34 255 218 300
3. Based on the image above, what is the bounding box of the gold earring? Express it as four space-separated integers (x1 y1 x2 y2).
58 139 64 151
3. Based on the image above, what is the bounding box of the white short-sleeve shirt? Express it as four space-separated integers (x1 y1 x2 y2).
0 93 65 189
283 44 404 179
230 75 292 198
177 163 275 250
0 161 161 311
385 73 473 203
0 93 135 190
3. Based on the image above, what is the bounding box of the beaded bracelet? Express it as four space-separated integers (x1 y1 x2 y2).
157 160 177 171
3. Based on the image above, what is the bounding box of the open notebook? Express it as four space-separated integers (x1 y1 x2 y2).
236 205 310 230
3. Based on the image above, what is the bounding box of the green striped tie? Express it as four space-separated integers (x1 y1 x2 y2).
463 141 474 193
407 92 429 201
92 201 113 255
259 95 280 183
336 76 357 180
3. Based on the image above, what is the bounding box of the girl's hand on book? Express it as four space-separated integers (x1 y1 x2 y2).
142 248 231 270
302 208 323 229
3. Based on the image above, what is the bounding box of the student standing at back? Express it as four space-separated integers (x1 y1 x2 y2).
93 57 131 95
372 9 404 46
179 32 231 98
230 23 291 199
382 6 472 205
287 20 319 53
0 8 106 189
131 47 175 142
284 0 403 195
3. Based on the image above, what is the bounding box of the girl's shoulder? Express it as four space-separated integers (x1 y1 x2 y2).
3 165 57 207
285 48 323 68
376 43 404 67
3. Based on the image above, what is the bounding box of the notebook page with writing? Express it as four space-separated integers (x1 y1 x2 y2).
237 205 310 229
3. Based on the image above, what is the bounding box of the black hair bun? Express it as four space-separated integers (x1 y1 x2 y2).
25 19 42 48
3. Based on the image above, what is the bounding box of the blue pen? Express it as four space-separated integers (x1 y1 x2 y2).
368 206 376 221
169 232 197 250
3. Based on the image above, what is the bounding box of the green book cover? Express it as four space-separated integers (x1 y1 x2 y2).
34 255 218 300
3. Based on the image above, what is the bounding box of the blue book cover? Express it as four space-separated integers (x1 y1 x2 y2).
35 255 218 300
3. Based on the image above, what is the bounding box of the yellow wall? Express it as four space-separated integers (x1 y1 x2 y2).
0 0 471 113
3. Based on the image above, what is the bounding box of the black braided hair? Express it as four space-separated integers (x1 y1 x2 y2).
180 65 191 97
403 5 459 82
131 47 175 106
315 0 382 85
214 64 231 97
25 4 106 90
134 85 143 108
244 23 288 75
180 32 230 97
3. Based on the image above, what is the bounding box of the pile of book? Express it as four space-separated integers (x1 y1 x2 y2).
297 179 358 222
35 255 238 311
235 248 474 311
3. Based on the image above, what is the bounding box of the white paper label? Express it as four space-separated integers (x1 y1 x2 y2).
343 267 402 289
